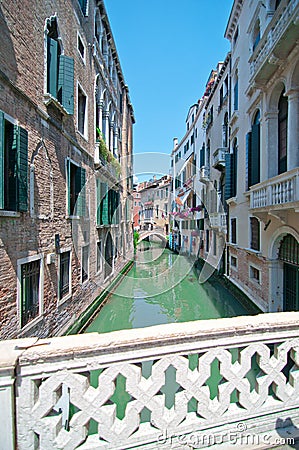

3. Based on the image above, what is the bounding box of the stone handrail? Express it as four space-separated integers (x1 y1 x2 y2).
2 312 299 449
250 168 299 209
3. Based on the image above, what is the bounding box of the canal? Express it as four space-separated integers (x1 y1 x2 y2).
85 241 256 334
81 241 259 429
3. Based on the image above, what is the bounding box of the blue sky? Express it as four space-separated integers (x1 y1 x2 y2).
105 0 233 176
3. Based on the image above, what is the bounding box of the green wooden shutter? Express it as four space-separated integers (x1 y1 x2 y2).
66 159 71 215
96 178 101 226
251 123 260 186
225 153 233 200
200 146 205 167
0 111 4 209
16 126 28 212
47 37 58 97
101 182 109 225
58 55 74 114
77 167 86 217
78 0 88 15
246 132 252 190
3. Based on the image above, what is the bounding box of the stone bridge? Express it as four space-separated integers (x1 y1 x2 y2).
138 227 167 244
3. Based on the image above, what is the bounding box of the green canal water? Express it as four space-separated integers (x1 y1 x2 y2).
85 241 253 334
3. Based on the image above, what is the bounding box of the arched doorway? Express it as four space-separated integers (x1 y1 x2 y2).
104 231 114 279
278 234 299 311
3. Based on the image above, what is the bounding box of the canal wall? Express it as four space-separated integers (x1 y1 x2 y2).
194 257 262 315
64 259 134 335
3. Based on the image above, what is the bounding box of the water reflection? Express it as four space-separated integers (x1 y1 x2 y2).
85 242 250 334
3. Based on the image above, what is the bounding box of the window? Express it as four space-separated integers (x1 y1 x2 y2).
246 111 260 189
156 205 159 217
59 251 71 300
220 86 223 107
250 266 260 283
0 112 28 212
222 113 228 147
205 229 210 252
213 231 217 256
250 217 260 251
231 255 237 268
96 240 102 273
78 0 88 15
46 17 74 114
67 160 86 216
19 258 41 327
78 85 87 136
233 71 238 111
278 90 288 174
231 218 237 244
252 21 260 51
225 139 237 200
77 33 85 61
96 179 120 226
81 245 89 283
164 203 168 215
233 26 239 45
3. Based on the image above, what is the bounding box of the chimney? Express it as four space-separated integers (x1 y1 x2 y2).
173 137 178 150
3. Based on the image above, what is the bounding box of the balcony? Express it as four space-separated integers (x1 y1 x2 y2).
95 142 121 181
199 165 210 183
249 0 299 85
249 168 299 215
2 312 299 449
209 212 227 230
212 147 228 170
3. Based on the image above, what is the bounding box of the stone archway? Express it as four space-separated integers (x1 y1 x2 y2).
268 226 299 312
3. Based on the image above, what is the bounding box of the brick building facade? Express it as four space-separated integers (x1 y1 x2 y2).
0 0 134 338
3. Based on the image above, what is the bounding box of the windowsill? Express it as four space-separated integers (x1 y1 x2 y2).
44 94 69 116
226 196 237 205
77 129 88 142
68 215 81 220
0 210 21 218
57 292 72 306
244 247 261 256
249 277 261 286
228 242 237 247
19 314 44 334
81 277 89 286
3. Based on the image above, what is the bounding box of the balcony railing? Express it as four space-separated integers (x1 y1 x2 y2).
210 212 227 229
249 0 299 83
199 165 210 183
2 312 299 449
250 168 299 209
212 147 228 169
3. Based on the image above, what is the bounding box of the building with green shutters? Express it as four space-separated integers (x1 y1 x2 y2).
0 0 134 339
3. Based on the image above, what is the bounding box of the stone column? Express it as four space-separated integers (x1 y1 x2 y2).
286 89 299 170
103 110 110 147
264 111 278 179
113 128 118 158
109 122 114 154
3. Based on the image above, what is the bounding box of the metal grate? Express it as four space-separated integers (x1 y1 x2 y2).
279 234 299 265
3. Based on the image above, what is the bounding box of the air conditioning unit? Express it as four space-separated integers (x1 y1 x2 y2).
46 253 56 265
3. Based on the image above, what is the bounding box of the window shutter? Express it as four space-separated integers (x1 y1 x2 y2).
225 153 233 200
0 111 4 209
47 37 58 97
79 167 86 217
101 182 109 225
234 79 238 110
200 146 205 167
251 123 260 186
78 0 88 15
58 55 74 114
16 126 28 212
66 159 71 215
246 131 252 190
96 178 101 226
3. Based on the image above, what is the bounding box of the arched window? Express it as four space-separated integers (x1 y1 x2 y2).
278 90 288 174
246 110 260 189
225 138 237 199
223 112 228 147
233 70 239 111
279 234 299 311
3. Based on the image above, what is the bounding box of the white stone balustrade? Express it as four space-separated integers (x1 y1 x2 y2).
209 212 227 230
212 148 228 169
250 168 299 209
2 313 299 449
249 0 299 79
199 166 210 183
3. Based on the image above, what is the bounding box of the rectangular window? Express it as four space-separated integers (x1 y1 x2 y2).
77 33 85 61
234 78 239 111
81 245 89 283
20 259 41 327
205 229 210 252
164 203 168 215
231 255 237 268
78 85 87 136
213 231 217 256
67 160 86 216
0 112 28 212
250 217 260 251
96 240 102 273
59 251 71 300
231 218 237 244
250 265 260 283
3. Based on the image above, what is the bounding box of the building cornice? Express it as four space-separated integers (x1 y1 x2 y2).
224 0 244 41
